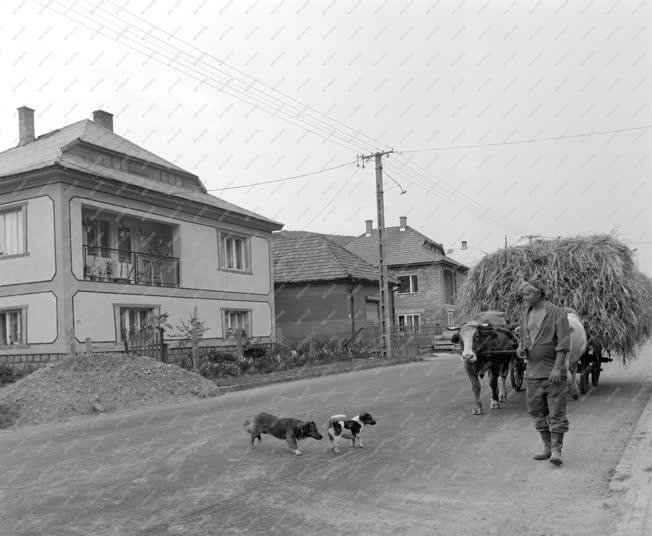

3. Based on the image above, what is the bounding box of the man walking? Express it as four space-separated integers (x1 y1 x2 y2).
517 280 571 466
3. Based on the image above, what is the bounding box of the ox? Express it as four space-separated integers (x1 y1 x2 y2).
452 311 517 415
454 310 588 415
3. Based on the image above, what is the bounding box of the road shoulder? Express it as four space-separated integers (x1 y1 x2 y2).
610 385 652 535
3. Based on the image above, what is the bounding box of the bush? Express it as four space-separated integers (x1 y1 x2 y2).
0 364 29 386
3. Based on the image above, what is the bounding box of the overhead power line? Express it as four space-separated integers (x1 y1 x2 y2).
208 161 355 191
42 0 529 236
399 125 652 153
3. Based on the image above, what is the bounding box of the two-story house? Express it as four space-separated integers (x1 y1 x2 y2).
345 217 469 332
0 107 282 369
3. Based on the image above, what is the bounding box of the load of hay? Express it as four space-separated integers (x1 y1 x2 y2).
458 234 652 363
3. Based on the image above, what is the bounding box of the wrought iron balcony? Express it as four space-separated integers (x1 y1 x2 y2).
83 245 180 287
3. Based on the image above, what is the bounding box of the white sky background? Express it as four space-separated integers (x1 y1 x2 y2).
1 0 650 275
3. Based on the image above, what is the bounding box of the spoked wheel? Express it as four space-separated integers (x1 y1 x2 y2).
510 358 525 391
591 344 602 386
579 367 590 395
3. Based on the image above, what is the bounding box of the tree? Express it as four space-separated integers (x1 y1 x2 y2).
176 306 208 371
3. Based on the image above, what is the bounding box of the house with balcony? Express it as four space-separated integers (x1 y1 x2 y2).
345 217 469 332
0 107 282 369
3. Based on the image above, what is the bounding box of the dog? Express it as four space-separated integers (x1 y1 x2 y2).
327 412 377 454
243 412 323 455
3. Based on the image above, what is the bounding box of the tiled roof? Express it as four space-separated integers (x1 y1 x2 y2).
0 119 190 177
0 118 283 229
272 232 396 284
346 226 469 270
275 230 356 247
446 249 485 268
57 154 282 227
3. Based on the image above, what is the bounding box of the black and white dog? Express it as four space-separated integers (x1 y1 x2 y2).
327 412 377 454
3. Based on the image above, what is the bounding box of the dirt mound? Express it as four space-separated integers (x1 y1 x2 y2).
0 353 221 429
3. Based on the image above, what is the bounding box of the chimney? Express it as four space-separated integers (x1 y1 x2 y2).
93 110 114 132
17 106 35 146
399 216 407 231
365 220 373 236
461 241 468 250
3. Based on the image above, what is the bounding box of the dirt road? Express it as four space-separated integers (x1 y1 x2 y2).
1 349 651 536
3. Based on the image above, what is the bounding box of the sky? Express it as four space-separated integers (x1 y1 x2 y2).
1 0 650 275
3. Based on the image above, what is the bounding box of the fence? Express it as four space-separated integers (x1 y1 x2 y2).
122 326 167 361
353 324 458 356
122 328 247 367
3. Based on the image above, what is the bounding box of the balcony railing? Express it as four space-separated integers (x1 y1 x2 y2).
83 245 180 287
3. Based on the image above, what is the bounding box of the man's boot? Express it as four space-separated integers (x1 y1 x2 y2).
550 432 564 465
533 430 552 460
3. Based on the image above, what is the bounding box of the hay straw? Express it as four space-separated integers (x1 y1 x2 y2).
458 234 652 364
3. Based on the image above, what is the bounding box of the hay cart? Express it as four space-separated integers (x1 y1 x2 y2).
479 341 613 394
473 348 526 392
575 341 613 394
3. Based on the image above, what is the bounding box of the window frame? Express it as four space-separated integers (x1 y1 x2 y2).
0 305 28 347
113 304 160 341
221 308 252 338
447 311 456 329
0 202 28 259
443 268 457 305
397 274 418 294
397 313 420 333
217 231 252 274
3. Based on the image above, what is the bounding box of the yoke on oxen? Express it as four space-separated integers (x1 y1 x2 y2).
451 312 520 415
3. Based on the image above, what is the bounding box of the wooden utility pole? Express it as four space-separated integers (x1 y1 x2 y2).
359 150 393 359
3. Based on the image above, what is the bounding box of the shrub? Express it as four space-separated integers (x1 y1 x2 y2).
0 364 29 386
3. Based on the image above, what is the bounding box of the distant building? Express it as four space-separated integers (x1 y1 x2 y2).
272 231 397 341
346 217 469 331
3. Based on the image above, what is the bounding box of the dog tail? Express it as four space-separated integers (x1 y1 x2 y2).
329 414 347 424
243 419 253 434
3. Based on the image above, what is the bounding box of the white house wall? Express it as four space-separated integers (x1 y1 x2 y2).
73 292 272 343
70 197 271 294
0 292 57 344
0 196 55 285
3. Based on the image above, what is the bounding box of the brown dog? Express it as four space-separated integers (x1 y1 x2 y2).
244 412 323 455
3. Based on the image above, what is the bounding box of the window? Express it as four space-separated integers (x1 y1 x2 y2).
397 274 418 294
223 309 250 338
443 269 456 304
0 308 24 345
0 206 26 257
397 313 420 333
119 307 155 339
219 233 251 272
85 218 111 257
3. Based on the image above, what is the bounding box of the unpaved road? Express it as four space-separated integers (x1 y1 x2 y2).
1 348 651 536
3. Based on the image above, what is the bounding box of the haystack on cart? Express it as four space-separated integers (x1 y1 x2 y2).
458 235 652 395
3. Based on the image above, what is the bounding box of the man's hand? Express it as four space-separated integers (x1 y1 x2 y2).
516 347 527 359
549 367 563 384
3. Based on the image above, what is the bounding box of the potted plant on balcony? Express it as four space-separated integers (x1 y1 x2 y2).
84 254 98 281
140 229 173 286
106 260 115 281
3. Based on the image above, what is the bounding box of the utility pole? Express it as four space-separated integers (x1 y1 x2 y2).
358 150 394 359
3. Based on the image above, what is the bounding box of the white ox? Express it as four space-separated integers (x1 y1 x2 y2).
515 310 587 399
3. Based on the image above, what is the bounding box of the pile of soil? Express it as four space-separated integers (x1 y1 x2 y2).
0 353 221 429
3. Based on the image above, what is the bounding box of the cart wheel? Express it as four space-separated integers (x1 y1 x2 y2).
579 368 590 395
591 346 602 386
510 359 524 391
